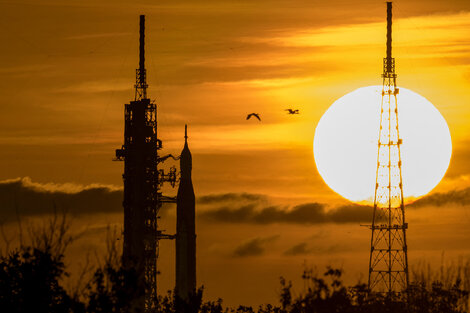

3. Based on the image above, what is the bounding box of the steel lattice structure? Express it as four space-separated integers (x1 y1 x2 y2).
115 15 177 312
368 2 409 294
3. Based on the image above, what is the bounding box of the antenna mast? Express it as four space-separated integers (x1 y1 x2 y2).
386 2 392 74
368 2 409 295
135 15 148 100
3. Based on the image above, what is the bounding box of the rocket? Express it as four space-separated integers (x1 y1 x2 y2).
175 125 196 302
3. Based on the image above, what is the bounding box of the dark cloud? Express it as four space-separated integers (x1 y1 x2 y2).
409 187 470 208
200 186 470 225
0 177 185 223
0 177 123 222
1 179 372 225
5 177 468 227
233 235 279 257
200 201 372 225
283 242 311 256
198 193 267 205
201 204 258 223
282 242 345 256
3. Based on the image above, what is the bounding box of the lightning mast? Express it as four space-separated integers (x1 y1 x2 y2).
368 2 409 294
115 15 177 312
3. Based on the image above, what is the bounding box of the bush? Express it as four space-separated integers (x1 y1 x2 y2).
0 215 468 313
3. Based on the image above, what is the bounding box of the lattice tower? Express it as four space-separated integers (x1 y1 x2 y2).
368 2 409 294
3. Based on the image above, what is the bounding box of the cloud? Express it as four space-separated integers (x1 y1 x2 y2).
0 179 272 223
233 235 279 257
198 193 267 204
409 187 470 208
5 178 469 226
283 242 311 256
65 32 131 40
55 80 131 94
200 201 372 225
1 179 371 226
200 187 470 225
0 177 123 222
0 177 183 223
282 242 345 256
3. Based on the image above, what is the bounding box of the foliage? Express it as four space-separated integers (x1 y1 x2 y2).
0 215 469 312
0 246 85 313
0 215 85 313
276 267 469 313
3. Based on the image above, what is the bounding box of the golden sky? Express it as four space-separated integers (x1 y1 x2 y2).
1 0 470 307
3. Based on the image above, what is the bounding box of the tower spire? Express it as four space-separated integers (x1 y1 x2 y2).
185 124 188 143
139 15 145 75
135 15 148 100
386 2 392 73
368 1 409 295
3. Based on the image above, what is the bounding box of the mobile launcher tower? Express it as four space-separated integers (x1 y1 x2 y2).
115 15 196 312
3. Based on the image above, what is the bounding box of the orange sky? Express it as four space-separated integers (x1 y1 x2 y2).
1 0 470 307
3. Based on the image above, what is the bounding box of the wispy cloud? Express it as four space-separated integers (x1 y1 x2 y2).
3 178 469 226
55 80 130 94
0 177 122 221
410 187 470 208
233 235 279 257
200 201 372 225
283 242 311 256
282 242 346 256
65 32 131 40
198 192 268 204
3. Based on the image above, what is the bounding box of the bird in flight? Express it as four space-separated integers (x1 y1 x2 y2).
246 113 261 121
285 109 299 115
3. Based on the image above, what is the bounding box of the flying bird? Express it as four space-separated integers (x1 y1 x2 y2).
246 113 261 121
285 109 299 115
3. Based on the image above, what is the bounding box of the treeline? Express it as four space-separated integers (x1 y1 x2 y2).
0 216 468 313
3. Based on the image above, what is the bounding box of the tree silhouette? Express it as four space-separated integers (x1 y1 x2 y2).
0 213 468 313
0 213 84 313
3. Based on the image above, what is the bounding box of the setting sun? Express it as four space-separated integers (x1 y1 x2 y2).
313 86 452 203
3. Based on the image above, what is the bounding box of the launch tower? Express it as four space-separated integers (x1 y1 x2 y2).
115 15 177 312
368 2 409 294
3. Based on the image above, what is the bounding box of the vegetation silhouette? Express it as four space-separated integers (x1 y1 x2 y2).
0 213 84 313
0 214 469 313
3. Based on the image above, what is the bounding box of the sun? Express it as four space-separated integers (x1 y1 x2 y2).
313 86 452 204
